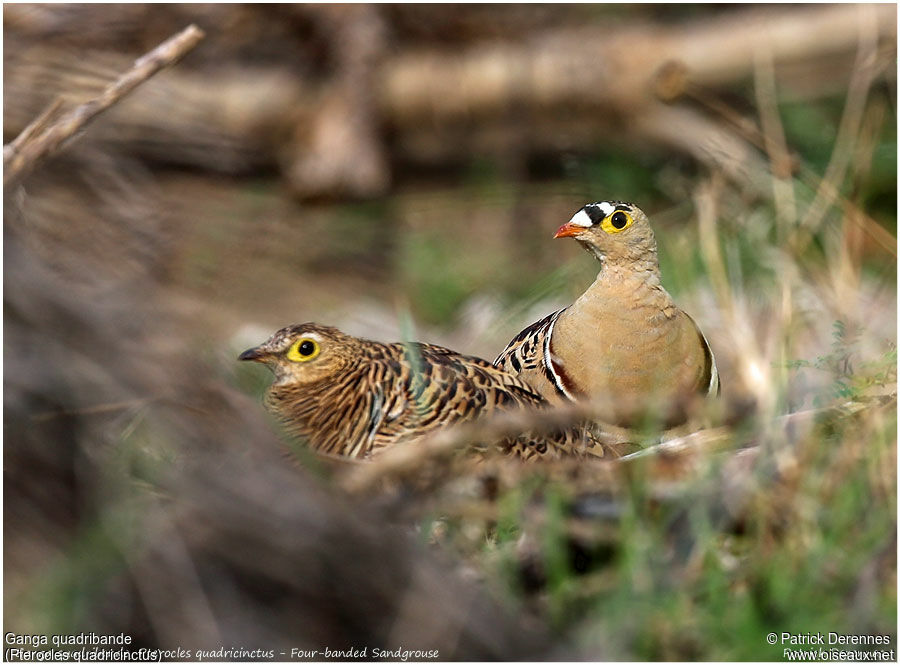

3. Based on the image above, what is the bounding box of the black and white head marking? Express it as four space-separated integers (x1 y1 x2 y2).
568 201 634 228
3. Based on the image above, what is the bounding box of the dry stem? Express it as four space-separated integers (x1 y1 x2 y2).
338 394 747 494
3 24 205 186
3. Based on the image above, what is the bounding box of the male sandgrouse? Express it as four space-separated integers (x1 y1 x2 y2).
494 201 719 431
239 323 603 460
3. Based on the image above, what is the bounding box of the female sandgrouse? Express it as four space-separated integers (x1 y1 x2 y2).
240 323 604 460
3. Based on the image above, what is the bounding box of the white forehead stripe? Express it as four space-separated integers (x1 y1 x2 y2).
279 330 323 351
568 209 593 228
594 201 615 217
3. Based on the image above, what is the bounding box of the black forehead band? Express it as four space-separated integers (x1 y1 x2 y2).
583 201 633 224
583 206 606 224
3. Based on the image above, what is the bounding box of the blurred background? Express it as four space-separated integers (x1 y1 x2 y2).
4 4 897 660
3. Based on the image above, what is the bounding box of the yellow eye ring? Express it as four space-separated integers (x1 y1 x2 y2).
600 210 633 234
287 337 320 362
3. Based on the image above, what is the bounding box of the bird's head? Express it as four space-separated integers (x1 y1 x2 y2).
238 323 359 386
553 201 657 266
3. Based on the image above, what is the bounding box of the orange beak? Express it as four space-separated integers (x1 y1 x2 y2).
553 222 583 239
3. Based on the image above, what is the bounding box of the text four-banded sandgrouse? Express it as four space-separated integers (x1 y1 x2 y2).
495 200 719 430
239 323 604 460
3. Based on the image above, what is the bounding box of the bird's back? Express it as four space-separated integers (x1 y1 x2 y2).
268 338 597 460
493 309 573 404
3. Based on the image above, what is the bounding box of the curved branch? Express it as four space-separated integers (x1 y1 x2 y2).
4 24 204 186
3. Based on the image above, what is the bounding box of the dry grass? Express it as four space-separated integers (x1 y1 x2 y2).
4 7 896 661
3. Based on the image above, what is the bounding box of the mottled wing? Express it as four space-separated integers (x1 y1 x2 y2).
493 308 581 403
400 342 547 418
493 309 562 374
269 337 602 460
399 342 600 460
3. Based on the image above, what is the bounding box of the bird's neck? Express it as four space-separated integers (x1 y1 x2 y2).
554 260 678 387
267 359 367 453
578 258 670 311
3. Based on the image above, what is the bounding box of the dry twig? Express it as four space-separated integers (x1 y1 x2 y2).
801 5 881 233
2 98 64 165
5 6 894 199
338 403 601 494
338 391 893 496
684 34 896 257
337 394 747 494
3 24 204 186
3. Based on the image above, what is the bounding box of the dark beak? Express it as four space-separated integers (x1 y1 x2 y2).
238 346 267 362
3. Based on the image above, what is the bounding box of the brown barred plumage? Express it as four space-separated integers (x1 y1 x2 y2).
240 323 604 460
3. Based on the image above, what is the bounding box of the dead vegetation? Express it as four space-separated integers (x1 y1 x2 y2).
4 6 896 660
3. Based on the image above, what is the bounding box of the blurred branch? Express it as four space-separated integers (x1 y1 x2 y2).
3 24 204 186
30 396 164 422
693 177 777 415
4 6 894 199
686 45 896 257
801 5 880 232
381 6 896 122
753 47 797 228
339 403 604 494
339 389 894 497
283 5 390 199
338 394 752 494
633 104 773 197
2 98 64 164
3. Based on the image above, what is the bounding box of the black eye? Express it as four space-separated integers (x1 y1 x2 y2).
298 340 316 356
611 212 628 229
